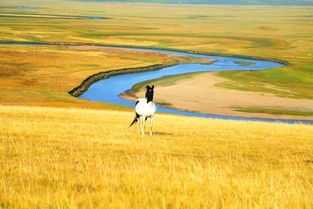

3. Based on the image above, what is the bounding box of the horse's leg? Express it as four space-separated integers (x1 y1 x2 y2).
149 116 154 136
141 115 146 135
137 116 141 134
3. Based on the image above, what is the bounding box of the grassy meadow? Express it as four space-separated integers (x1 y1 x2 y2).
0 0 313 208
1 105 313 209
0 0 312 110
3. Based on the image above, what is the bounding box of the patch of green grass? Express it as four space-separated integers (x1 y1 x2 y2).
187 15 211 19
216 66 313 99
127 72 203 95
234 61 256 66
232 106 313 116
155 101 172 106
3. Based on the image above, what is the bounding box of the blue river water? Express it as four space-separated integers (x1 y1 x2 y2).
78 48 313 124
13 6 39 9
0 42 311 124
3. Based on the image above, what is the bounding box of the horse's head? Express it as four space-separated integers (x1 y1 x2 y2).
145 85 154 102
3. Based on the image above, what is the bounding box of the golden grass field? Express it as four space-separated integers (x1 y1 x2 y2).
1 105 312 209
0 0 313 208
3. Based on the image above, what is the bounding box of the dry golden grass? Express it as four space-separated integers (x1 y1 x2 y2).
0 2 312 207
1 105 312 209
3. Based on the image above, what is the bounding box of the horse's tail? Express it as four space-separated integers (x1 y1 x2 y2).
130 113 140 127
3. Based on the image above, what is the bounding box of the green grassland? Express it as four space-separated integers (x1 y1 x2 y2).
1 0 312 105
232 106 313 116
125 72 200 98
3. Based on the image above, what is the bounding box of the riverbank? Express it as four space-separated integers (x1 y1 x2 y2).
121 72 313 121
69 64 173 97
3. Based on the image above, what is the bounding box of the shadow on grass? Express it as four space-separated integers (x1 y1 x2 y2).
152 132 173 136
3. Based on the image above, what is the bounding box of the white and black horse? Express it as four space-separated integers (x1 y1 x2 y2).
130 85 156 135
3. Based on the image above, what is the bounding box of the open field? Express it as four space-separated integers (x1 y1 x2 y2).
0 0 312 117
1 105 313 209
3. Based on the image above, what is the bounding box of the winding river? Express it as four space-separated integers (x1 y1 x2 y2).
2 42 312 124
78 47 313 124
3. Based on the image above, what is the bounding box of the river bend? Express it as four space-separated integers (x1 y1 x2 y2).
1 42 312 124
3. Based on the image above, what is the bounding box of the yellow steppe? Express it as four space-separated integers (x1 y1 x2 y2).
0 1 312 208
1 105 312 209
